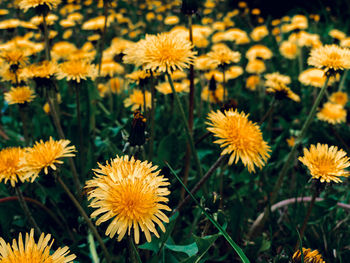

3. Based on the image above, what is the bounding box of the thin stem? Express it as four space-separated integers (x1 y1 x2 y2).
181 14 195 200
166 72 203 179
55 175 112 263
74 82 84 172
295 191 317 250
42 13 51 61
259 97 276 125
47 92 83 199
298 47 304 73
148 72 156 160
88 230 100 263
338 69 348 91
248 76 330 240
175 155 226 213
97 1 109 76
167 162 250 263
19 104 30 144
128 236 142 263
15 186 42 236
222 66 227 102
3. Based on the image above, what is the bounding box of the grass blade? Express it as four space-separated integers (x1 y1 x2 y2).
165 161 250 263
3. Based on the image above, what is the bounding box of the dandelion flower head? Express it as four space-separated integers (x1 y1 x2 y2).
298 143 350 183
0 228 76 262
206 109 271 173
25 137 76 178
4 86 36 105
86 155 171 244
123 32 197 72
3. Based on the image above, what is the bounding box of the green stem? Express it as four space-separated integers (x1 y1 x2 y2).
248 76 330 239
148 72 156 160
166 162 250 263
298 47 304 73
128 236 142 263
19 103 30 145
338 69 348 91
88 229 100 263
166 72 203 179
97 1 109 76
15 186 42 236
46 94 82 199
74 82 84 173
295 190 317 250
42 13 51 61
55 175 112 263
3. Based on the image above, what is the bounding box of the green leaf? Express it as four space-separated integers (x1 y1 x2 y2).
181 234 221 263
165 242 198 257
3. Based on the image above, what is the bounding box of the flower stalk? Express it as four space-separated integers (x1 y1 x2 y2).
248 75 330 239
15 185 42 236
55 174 112 263
42 13 51 61
166 72 203 179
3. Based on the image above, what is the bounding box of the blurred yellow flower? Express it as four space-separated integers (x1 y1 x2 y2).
56 60 97 83
124 89 152 111
299 143 350 183
317 102 346 124
18 0 62 12
4 86 36 105
330 91 348 106
308 44 350 74
292 248 325 263
298 68 331 88
279 41 298 59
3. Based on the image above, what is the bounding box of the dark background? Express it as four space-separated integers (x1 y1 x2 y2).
227 0 350 21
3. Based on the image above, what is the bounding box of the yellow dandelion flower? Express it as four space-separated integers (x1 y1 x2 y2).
246 45 273 61
329 29 346 41
266 84 300 102
246 59 266 74
265 72 291 87
0 229 76 262
298 68 332 88
250 25 269 42
18 0 62 12
0 49 28 67
226 66 243 80
110 77 125 94
24 60 57 79
25 137 76 177
0 147 32 187
156 82 188 95
126 70 152 84
4 86 36 105
164 15 179 25
317 102 346 124
204 70 224 82
286 136 295 147
201 85 224 104
279 40 298 59
308 44 350 74
123 32 197 72
246 75 260 91
207 44 241 67
124 89 152 111
330 91 348 106
206 109 271 173
292 248 325 263
86 155 171 244
299 143 350 183
100 59 124 77
56 60 97 83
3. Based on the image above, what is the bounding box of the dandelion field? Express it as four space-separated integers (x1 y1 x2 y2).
0 0 350 262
